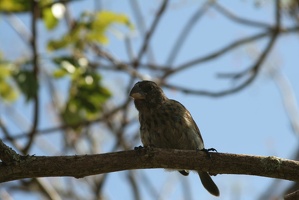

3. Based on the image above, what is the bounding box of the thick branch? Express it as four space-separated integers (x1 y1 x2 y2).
285 190 299 200
0 139 21 164
0 148 298 183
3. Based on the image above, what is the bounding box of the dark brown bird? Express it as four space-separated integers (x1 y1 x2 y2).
130 80 219 197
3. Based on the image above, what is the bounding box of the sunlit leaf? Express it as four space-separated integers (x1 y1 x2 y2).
0 80 17 101
53 68 68 78
0 57 18 102
43 6 59 30
87 11 133 44
0 65 11 78
0 0 31 12
47 10 133 51
52 56 84 78
52 55 111 127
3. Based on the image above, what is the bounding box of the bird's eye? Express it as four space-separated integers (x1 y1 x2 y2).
143 84 153 93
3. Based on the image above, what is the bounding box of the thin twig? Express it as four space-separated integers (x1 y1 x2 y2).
2 99 131 141
90 44 145 80
4 14 32 45
212 2 272 29
23 0 39 154
166 0 215 65
129 0 156 63
135 0 169 62
163 26 279 97
164 31 269 78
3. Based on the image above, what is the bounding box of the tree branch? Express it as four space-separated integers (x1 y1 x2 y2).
165 0 214 65
285 190 299 200
135 0 169 62
0 148 298 183
23 0 40 154
212 2 272 29
0 139 21 164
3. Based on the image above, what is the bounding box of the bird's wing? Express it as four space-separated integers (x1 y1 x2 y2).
163 99 205 149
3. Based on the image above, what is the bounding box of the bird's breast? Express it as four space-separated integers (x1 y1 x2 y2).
138 105 203 150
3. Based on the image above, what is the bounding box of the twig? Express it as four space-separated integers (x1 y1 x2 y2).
4 14 32 45
127 171 141 200
166 0 215 65
135 0 169 62
129 0 156 63
2 98 131 141
164 31 269 77
22 0 40 154
163 0 282 97
212 2 272 29
90 44 146 80
0 119 16 146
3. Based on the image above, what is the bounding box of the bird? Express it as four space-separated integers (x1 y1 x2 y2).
129 80 220 197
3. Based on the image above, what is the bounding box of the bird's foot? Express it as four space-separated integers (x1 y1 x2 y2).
206 148 217 152
134 145 155 157
134 145 144 151
197 147 218 158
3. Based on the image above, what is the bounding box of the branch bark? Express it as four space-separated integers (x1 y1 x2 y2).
285 190 299 200
0 148 298 183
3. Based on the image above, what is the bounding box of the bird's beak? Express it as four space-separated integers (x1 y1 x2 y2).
130 85 145 100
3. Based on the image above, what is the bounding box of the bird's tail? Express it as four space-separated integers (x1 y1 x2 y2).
198 172 220 196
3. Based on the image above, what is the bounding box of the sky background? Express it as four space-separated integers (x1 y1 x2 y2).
1 0 299 200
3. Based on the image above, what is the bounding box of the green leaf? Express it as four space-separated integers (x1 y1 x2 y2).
52 56 82 78
0 57 18 102
0 0 31 12
0 80 17 101
48 10 133 51
0 65 11 79
13 70 38 101
43 6 59 30
48 35 72 51
87 11 133 44
61 70 111 126
52 55 111 126
53 68 68 78
61 100 84 127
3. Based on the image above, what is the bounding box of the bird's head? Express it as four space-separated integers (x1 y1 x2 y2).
130 81 167 111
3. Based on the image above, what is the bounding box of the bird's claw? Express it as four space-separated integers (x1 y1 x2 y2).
134 145 144 151
134 145 155 157
198 147 218 158
206 148 217 152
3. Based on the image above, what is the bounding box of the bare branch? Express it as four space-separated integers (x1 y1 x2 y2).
2 99 131 141
129 0 156 62
135 0 169 62
166 0 215 65
0 139 21 164
163 0 283 97
212 2 272 29
163 31 269 78
285 190 299 200
4 14 32 45
23 0 40 154
0 148 298 183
